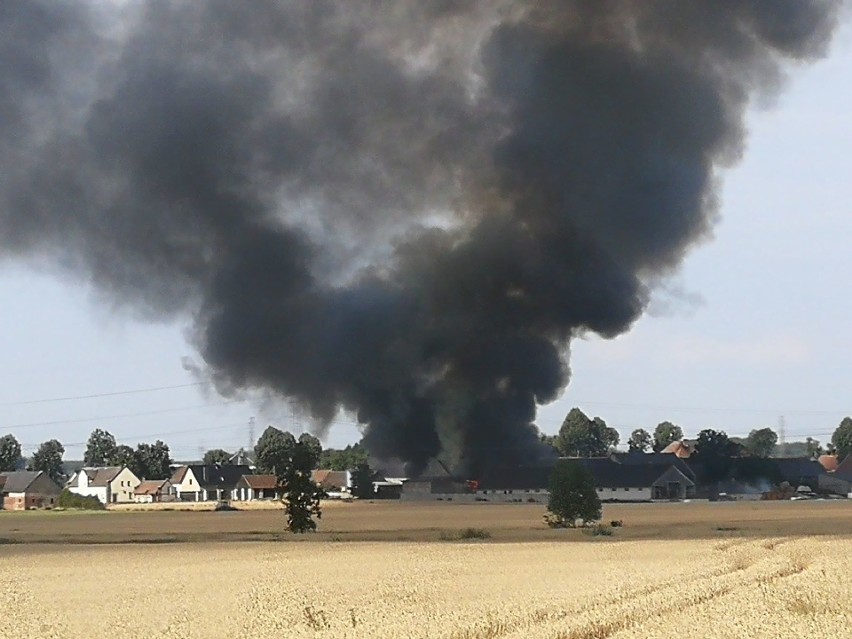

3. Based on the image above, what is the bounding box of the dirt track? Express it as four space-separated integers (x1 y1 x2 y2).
1 499 850 544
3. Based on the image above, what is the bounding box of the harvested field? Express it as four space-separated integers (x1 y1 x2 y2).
1 500 851 544
2 535 851 638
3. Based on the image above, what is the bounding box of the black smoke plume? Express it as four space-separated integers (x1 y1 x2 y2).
0 1 839 475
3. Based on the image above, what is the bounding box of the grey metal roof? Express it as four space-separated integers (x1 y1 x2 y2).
0 471 43 493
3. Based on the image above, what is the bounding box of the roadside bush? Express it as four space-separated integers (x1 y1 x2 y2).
459 527 491 540
610 520 624 528
582 524 614 537
440 528 492 541
57 489 105 510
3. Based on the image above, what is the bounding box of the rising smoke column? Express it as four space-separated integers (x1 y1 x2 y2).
0 1 840 474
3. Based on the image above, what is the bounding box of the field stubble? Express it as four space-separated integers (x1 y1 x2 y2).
1 501 851 638
1 535 851 639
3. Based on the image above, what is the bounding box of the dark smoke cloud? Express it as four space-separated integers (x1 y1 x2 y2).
0 1 839 474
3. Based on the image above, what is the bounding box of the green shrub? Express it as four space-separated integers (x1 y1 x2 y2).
546 461 602 527
459 527 491 540
582 524 613 537
57 489 106 510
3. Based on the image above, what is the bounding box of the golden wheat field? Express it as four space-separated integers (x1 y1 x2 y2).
1 534 851 638
2 502 852 638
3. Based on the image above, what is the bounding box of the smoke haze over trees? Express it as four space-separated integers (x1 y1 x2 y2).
0 1 840 475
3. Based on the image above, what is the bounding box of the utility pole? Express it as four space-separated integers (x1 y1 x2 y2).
778 415 787 457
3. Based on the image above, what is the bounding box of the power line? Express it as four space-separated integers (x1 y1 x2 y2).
6 400 241 430
0 381 207 407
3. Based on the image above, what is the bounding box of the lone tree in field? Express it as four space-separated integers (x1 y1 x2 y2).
546 461 601 528
256 426 325 533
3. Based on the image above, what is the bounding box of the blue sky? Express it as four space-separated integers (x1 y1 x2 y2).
2 20 851 461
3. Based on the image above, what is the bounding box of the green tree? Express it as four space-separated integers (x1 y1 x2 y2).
652 421 683 452
628 428 652 453
745 427 778 458
31 439 65 483
350 462 376 499
134 440 172 479
256 426 325 533
832 417 852 460
318 442 369 471
109 444 137 471
694 429 739 488
805 437 824 458
203 449 232 465
546 461 601 527
84 429 118 466
556 408 619 457
0 434 23 472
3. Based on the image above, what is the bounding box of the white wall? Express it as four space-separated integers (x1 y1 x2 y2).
68 485 109 504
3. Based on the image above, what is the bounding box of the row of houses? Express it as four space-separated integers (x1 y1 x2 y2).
0 464 352 510
390 446 850 503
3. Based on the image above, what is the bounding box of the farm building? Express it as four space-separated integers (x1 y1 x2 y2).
234 474 281 501
576 458 696 501
170 464 252 501
400 459 470 501
0 471 62 510
134 479 174 503
66 466 141 504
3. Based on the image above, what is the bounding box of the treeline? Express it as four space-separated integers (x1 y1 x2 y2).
540 408 852 460
0 429 171 482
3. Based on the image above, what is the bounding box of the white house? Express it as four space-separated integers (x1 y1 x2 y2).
66 466 141 504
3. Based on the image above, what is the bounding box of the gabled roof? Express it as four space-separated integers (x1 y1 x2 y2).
836 454 852 476
773 457 825 480
311 470 349 490
237 474 279 490
612 451 696 480
135 479 171 495
578 459 687 488
170 466 189 484
477 465 554 491
818 455 839 472
0 471 45 493
661 440 693 458
368 456 409 480
172 465 252 490
85 467 124 487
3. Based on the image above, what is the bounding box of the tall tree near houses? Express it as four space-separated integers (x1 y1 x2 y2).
84 429 118 466
628 428 652 453
203 448 232 465
745 428 778 458
556 408 618 457
30 439 65 483
805 437 824 458
134 440 172 480
653 421 683 452
350 462 377 499
832 417 852 460
255 426 325 533
0 434 23 472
